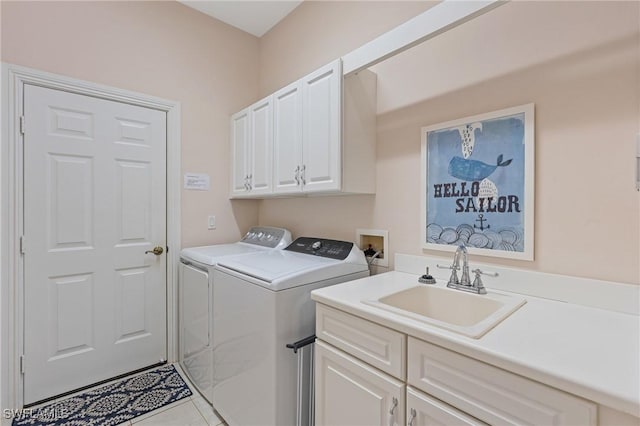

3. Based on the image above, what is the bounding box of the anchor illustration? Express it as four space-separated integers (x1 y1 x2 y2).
474 214 490 231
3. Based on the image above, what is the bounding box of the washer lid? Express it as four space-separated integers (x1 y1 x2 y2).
216 250 339 283
180 243 266 266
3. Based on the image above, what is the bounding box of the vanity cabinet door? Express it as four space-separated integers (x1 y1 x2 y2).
406 386 487 426
315 341 405 426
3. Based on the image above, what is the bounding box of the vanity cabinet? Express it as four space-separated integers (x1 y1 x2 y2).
231 58 376 198
230 96 273 197
315 303 598 426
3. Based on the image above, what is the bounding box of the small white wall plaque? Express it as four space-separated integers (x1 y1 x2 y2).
184 173 210 191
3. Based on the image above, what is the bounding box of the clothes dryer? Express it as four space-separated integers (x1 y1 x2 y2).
179 226 291 404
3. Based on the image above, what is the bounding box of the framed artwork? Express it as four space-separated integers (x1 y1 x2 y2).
421 104 534 260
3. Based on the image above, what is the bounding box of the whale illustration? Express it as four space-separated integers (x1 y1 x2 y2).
448 154 512 181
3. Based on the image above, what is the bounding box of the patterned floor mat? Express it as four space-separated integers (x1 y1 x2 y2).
13 365 192 426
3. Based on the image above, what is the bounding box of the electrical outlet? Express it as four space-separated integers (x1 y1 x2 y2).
208 215 216 230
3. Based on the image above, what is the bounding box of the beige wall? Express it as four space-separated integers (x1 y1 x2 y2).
258 1 640 284
1 0 261 247
2 1 638 283
258 1 434 96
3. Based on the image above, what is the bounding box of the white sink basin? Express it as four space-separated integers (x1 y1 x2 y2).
363 285 526 338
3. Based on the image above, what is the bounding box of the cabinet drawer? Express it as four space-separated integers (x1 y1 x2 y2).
407 386 487 426
316 304 405 379
408 338 597 425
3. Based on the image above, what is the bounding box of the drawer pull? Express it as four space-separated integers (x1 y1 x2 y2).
388 397 398 426
407 408 417 426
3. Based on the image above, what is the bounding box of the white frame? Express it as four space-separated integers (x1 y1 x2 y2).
1 63 181 410
420 103 535 261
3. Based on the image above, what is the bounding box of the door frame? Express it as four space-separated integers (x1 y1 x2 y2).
1 63 182 410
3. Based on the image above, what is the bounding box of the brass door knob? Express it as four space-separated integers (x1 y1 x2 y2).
145 246 164 255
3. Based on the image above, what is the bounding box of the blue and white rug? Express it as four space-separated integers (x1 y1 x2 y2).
13 365 192 426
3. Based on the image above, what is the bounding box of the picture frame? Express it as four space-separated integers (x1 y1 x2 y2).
421 104 535 260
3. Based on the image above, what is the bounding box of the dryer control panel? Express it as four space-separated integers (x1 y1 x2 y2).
284 237 354 260
241 226 291 248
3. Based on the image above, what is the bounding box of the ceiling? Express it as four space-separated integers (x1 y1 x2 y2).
178 1 303 37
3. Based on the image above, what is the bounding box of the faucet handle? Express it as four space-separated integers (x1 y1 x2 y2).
472 269 499 278
470 269 498 295
436 263 458 270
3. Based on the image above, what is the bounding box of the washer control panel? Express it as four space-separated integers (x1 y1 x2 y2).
241 227 288 248
285 237 354 260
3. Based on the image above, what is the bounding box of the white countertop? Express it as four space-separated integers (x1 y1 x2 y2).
311 271 640 417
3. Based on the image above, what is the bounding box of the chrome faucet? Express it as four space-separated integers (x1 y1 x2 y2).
437 244 498 295
452 245 471 287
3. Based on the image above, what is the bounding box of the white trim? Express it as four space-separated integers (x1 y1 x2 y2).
341 0 504 75
395 253 640 316
420 103 535 261
1 63 181 409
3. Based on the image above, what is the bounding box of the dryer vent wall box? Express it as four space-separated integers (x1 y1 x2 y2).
357 228 388 267
211 237 369 426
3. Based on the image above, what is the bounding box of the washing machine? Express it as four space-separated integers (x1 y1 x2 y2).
178 226 292 404
211 237 369 426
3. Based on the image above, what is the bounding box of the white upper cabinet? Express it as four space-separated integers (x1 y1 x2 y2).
249 97 273 195
230 108 250 196
273 80 303 194
301 59 342 193
230 96 273 197
230 58 376 198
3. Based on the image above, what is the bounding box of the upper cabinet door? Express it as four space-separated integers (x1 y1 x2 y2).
273 81 303 194
248 96 273 195
301 59 342 193
230 108 250 196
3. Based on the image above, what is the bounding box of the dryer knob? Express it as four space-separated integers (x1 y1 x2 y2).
311 241 322 250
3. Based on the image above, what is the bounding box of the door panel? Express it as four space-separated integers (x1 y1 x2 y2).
249 97 273 194
230 109 250 196
273 82 303 193
315 341 405 426
23 84 167 404
302 60 342 193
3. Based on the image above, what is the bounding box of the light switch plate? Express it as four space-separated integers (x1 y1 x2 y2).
208 215 216 230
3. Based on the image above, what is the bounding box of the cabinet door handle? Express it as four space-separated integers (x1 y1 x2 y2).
294 166 300 185
301 164 306 186
248 174 252 190
388 397 398 426
407 408 416 426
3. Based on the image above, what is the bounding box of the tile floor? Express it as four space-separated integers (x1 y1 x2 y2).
121 364 226 426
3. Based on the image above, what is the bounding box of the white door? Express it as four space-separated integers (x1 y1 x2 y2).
302 59 342 193
230 108 250 196
23 84 167 404
273 81 303 194
315 341 405 426
248 96 273 195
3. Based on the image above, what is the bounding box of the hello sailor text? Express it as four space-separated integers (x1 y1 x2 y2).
433 182 521 213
